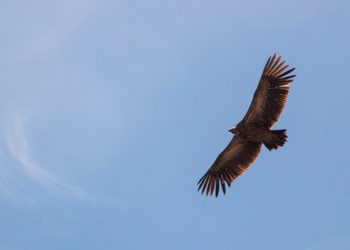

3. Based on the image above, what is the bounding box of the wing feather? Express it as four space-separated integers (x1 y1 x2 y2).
197 137 262 197
241 54 296 128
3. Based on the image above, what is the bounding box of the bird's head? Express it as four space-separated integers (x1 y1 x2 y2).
229 127 239 135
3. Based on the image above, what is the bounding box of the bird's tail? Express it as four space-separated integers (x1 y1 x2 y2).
264 129 287 151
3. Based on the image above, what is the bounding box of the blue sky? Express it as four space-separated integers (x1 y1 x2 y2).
1 0 350 249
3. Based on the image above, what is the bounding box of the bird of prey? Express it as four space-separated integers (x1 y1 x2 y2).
197 54 295 197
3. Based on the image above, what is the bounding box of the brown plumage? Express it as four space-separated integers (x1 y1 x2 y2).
197 54 295 197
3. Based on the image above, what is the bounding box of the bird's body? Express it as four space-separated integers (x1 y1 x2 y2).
197 54 295 197
234 122 287 148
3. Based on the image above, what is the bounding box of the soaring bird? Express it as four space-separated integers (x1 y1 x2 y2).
197 54 295 197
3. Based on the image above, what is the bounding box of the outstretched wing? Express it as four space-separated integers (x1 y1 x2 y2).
241 54 296 128
197 137 262 197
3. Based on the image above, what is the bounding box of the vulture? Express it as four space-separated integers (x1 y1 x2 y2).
197 54 295 197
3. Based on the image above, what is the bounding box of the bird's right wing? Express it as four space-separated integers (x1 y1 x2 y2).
197 137 262 197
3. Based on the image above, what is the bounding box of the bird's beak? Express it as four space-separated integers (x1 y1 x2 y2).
229 127 236 134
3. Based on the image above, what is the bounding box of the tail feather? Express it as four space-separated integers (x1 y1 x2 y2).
264 129 287 151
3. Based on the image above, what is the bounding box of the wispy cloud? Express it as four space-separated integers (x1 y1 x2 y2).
1 112 95 203
0 1 102 204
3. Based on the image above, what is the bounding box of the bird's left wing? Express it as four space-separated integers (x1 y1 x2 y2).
197 136 262 197
241 54 296 128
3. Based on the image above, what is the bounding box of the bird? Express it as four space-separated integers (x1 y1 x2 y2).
197 54 296 197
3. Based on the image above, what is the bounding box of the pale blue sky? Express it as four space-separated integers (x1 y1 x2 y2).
1 0 350 249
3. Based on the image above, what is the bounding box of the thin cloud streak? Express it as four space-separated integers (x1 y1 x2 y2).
2 113 95 202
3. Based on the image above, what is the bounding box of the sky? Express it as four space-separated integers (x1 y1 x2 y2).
1 0 350 249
